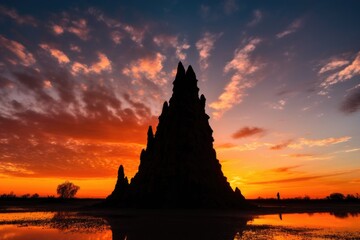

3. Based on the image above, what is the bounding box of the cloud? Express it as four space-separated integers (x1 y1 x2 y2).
39 44 70 64
153 35 190 61
52 24 64 35
110 31 122 44
122 53 167 86
319 60 349 74
88 7 121 28
88 7 146 46
67 19 89 40
215 143 237 149
196 32 222 71
123 24 145 46
270 139 293 150
0 6 37 26
287 153 315 158
289 136 351 149
0 35 35 66
52 18 90 40
276 18 303 39
271 165 301 173
210 38 263 119
70 44 81 52
247 170 358 185
217 142 272 152
345 148 360 153
267 99 286 110
248 10 262 26
90 52 112 73
0 64 158 178
271 137 351 150
71 52 112 75
341 88 360 113
320 51 360 88
232 126 266 139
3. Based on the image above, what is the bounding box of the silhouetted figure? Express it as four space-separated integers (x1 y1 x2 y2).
277 192 280 201
279 213 282 220
106 62 247 208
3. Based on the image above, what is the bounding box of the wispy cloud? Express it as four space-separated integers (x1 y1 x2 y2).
232 126 266 139
196 32 222 71
270 139 293 150
217 142 272 152
0 35 35 66
88 7 121 28
215 143 237 149
267 99 286 110
320 51 360 88
290 136 351 149
276 18 303 39
51 18 90 40
271 136 351 150
319 59 349 74
153 35 190 61
39 44 70 64
210 38 263 119
0 6 37 26
110 31 122 44
67 19 89 40
248 10 262 26
122 53 167 86
247 170 359 185
270 165 301 173
70 44 81 52
287 153 315 158
88 7 146 46
123 24 146 46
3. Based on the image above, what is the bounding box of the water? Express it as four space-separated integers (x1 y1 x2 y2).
0 211 359 239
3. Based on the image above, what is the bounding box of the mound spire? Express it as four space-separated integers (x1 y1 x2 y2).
107 62 245 208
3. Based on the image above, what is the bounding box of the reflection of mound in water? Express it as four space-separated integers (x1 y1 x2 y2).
106 214 251 240
50 212 108 233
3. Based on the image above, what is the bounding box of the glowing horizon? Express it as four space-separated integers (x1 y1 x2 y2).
0 1 359 199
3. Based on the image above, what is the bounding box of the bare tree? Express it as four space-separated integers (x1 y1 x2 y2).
56 181 80 198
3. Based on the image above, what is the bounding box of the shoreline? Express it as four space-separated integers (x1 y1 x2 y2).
1 198 359 216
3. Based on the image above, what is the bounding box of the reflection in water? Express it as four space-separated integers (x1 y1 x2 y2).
330 211 358 219
0 211 359 239
106 214 251 240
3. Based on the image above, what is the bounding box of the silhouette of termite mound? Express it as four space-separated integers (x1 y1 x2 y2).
107 62 246 208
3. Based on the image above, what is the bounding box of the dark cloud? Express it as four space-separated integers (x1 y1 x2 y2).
341 89 360 113
232 127 266 139
270 139 293 150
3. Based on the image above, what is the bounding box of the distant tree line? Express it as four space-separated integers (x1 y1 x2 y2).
255 192 360 201
1 181 80 199
0 192 40 199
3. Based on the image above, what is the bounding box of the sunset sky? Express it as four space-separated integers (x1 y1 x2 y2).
0 0 359 199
